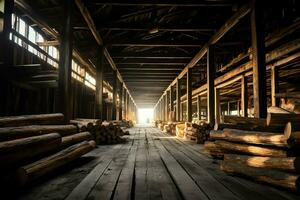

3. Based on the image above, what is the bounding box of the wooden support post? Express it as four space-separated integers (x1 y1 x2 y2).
58 0 73 123
241 75 248 117
271 65 279 107
164 94 168 121
207 45 215 125
187 68 192 122
112 70 117 120
197 96 201 120
166 90 170 121
126 92 129 120
170 85 174 112
227 102 230 115
176 79 182 121
119 83 123 120
251 0 267 118
237 101 240 116
0 0 14 65
215 88 221 124
122 86 126 119
95 46 104 119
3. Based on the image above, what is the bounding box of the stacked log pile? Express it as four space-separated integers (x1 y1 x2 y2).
175 123 185 138
0 113 95 187
205 112 300 191
184 122 211 144
70 119 130 145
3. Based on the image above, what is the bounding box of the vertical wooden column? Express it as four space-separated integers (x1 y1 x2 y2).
237 101 240 116
170 86 174 121
251 0 267 118
176 79 181 121
164 93 167 121
215 88 221 124
271 66 279 107
207 45 215 125
126 92 129 120
197 96 201 120
58 0 73 123
112 70 118 120
241 75 248 117
166 90 170 121
0 0 14 65
119 82 123 120
187 68 192 122
95 46 104 119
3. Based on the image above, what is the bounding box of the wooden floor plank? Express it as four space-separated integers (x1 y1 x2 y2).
155 128 299 200
113 128 140 200
151 130 209 200
65 130 137 200
87 131 138 200
146 129 182 200
153 131 240 200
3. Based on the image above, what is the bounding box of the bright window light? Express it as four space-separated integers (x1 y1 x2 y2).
138 108 154 124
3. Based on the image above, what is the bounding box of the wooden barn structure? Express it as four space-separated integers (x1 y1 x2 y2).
0 0 300 199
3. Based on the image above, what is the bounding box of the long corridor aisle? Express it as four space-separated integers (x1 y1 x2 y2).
19 126 300 200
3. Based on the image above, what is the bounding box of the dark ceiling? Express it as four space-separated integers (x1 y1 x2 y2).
15 0 299 108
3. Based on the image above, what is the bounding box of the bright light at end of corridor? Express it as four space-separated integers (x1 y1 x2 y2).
138 108 154 124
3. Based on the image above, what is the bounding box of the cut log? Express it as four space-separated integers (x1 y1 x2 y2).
214 122 284 133
0 133 61 168
15 140 96 186
267 113 300 127
61 132 93 148
221 161 300 191
284 122 300 145
268 106 292 114
224 154 300 172
222 116 266 126
215 140 289 157
0 113 64 127
222 128 289 147
0 125 77 141
209 130 226 140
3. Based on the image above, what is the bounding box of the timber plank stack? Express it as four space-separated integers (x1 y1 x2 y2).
71 119 131 145
0 113 96 187
184 122 211 144
205 111 300 191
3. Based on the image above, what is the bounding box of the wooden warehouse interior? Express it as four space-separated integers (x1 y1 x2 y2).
1 0 300 199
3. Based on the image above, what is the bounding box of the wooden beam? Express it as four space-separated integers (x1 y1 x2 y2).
207 45 215 125
154 3 251 108
241 75 248 117
215 88 221 124
187 68 192 122
271 66 279 107
110 41 203 47
75 0 137 107
89 1 233 7
176 79 181 121
251 0 267 118
112 71 118 120
58 0 73 123
119 82 123 120
95 47 104 119
1 0 14 65
197 96 201 120
170 85 174 112
166 90 170 121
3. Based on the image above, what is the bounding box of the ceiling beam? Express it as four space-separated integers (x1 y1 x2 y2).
75 0 137 106
88 0 234 7
155 2 251 107
109 41 203 47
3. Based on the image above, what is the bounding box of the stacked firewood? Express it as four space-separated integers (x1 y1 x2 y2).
205 110 300 191
0 113 95 187
161 122 178 135
71 119 130 145
175 123 185 138
184 122 211 144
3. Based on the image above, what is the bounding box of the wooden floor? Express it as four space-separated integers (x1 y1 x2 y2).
17 126 300 200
